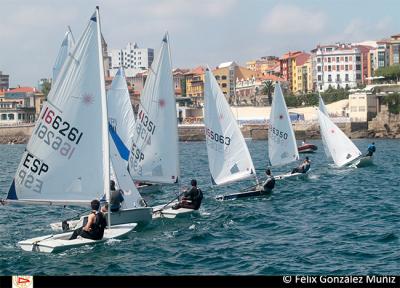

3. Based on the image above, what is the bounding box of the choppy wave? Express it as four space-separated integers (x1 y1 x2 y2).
0 139 399 275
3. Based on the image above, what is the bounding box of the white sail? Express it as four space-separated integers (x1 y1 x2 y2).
52 26 75 83
7 10 109 206
107 67 143 208
128 34 179 184
318 94 328 116
318 94 331 159
317 109 361 167
268 82 299 166
204 67 255 185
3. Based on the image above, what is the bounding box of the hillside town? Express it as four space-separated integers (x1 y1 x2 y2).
1 32 400 143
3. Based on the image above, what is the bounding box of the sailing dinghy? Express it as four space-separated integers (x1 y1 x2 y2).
124 34 187 219
50 67 152 232
199 68 261 201
267 82 309 180
3 8 136 253
317 109 372 168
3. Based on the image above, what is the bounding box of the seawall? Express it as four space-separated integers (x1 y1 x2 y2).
0 120 388 145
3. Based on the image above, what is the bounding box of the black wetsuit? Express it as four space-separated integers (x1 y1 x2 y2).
69 211 107 240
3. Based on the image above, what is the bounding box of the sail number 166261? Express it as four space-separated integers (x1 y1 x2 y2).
41 107 83 145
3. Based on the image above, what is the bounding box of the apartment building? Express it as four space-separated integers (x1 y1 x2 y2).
0 71 9 90
108 42 154 77
312 44 363 92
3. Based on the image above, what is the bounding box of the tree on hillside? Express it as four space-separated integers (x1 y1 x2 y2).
41 81 51 99
375 65 400 82
262 80 274 105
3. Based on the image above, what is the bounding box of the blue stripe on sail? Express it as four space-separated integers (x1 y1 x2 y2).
108 123 129 161
7 179 18 200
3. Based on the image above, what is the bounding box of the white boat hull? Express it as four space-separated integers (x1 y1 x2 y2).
152 201 196 219
50 207 152 232
19 223 137 253
275 170 310 180
348 156 374 168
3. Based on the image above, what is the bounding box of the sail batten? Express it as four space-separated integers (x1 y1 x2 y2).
268 82 299 167
128 34 179 184
204 68 255 186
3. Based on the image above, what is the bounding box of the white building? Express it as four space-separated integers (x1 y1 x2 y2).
108 42 154 77
312 44 363 92
348 91 377 122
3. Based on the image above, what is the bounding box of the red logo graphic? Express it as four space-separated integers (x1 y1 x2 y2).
82 93 94 105
279 115 283 119
159 99 165 108
331 129 335 133
12 276 33 288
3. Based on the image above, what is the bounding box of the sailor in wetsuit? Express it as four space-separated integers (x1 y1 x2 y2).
366 142 376 157
291 157 311 174
262 169 275 193
69 199 107 240
172 179 203 210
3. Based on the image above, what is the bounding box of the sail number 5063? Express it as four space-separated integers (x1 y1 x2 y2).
205 128 231 146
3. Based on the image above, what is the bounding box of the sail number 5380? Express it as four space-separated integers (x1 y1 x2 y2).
205 128 231 146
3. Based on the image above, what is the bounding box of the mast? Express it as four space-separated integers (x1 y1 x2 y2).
95 6 111 227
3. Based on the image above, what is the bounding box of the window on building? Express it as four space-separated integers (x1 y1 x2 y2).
345 74 349 81
319 85 323 90
215 75 220 80
8 114 14 120
221 75 227 80
317 58 321 63
221 83 227 88
355 64 361 71
356 56 361 62
336 57 339 62
359 106 366 112
1 114 6 120
345 65 348 71
18 113 22 120
345 56 348 62
317 66 321 72
336 65 340 71
328 57 331 62
350 106 357 112
328 75 332 82
328 65 331 71
318 75 322 81
336 75 340 82
356 73 361 80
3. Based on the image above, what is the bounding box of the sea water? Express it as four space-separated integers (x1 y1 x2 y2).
0 139 399 275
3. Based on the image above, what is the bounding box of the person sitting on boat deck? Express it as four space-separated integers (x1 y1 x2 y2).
69 199 107 240
262 169 275 193
172 179 203 210
291 157 311 174
110 180 124 212
366 142 376 157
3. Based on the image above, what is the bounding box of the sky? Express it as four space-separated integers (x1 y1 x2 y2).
1 0 400 87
